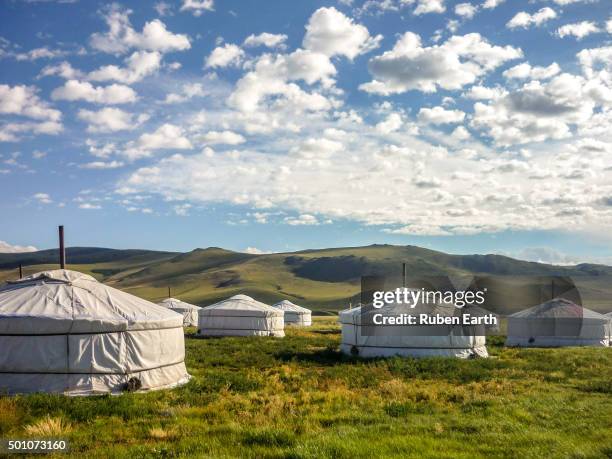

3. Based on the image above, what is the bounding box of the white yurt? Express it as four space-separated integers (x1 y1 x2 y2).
158 298 201 327
272 300 312 326
197 294 284 337
0 270 191 395
339 294 488 359
506 298 611 347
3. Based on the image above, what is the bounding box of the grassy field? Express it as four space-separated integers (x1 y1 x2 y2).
1 317 611 458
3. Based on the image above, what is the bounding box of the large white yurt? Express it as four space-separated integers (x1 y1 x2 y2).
0 270 191 395
272 300 312 326
197 294 284 337
506 298 611 347
158 298 201 327
339 295 488 359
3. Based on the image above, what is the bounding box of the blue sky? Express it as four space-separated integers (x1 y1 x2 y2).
1 0 611 264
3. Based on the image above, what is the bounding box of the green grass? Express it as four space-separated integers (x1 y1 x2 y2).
1 318 611 458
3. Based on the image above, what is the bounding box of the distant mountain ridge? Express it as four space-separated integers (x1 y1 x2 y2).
1 244 611 312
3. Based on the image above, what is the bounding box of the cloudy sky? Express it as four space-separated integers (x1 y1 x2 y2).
1 0 611 263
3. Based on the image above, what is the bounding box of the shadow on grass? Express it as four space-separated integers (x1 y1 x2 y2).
275 347 358 366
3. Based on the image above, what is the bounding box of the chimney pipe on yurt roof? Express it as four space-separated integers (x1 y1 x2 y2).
59 225 66 269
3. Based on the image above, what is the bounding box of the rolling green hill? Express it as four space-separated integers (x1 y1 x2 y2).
2 244 612 313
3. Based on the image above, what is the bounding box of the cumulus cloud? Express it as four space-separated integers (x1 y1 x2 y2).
162 83 205 104
284 214 320 226
503 62 561 80
471 73 597 145
414 0 446 15
482 0 504 9
0 85 62 141
90 5 190 54
39 61 84 80
361 32 522 94
180 0 214 16
136 123 193 150
0 84 61 121
77 107 147 133
228 49 337 112
0 241 38 253
375 112 403 133
455 3 478 19
80 160 124 169
243 33 287 49
33 192 52 204
556 21 601 40
88 51 162 84
51 80 137 104
205 44 244 68
418 106 466 124
506 8 556 29
200 130 246 145
303 7 382 59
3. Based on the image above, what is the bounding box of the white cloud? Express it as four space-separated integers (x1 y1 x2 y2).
414 0 445 15
205 44 244 68
455 3 477 19
162 83 205 103
136 123 193 150
77 107 147 133
482 0 504 9
361 32 522 94
418 106 466 124
243 247 271 254
471 73 596 146
375 112 403 133
607 18 612 34
90 5 190 54
51 80 137 104
462 85 506 100
228 49 337 112
0 84 61 121
88 51 162 84
79 203 102 210
200 130 246 145
503 62 561 80
303 7 382 59
243 33 287 49
13 47 65 61
33 192 52 204
451 126 471 140
556 21 601 40
284 214 320 226
80 160 124 169
180 0 214 16
39 61 84 80
0 241 38 253
507 8 556 29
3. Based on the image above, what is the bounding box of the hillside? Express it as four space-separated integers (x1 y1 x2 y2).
1 244 611 313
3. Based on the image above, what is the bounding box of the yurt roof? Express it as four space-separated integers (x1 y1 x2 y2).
510 298 608 320
159 298 202 310
200 294 282 317
272 300 311 314
0 269 183 334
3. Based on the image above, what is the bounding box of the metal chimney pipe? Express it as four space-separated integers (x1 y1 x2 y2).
19 263 23 279
168 286 171 299
402 263 406 288
59 225 65 269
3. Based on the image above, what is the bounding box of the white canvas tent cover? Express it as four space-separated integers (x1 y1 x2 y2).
197 294 284 337
506 298 610 347
272 300 312 326
339 293 488 359
0 270 191 395
158 298 201 327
